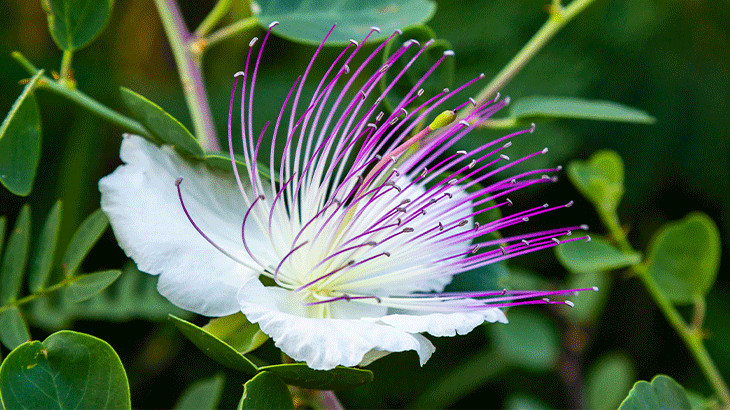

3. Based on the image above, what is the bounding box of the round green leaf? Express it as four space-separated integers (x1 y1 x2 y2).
490 309 560 371
618 375 691 410
169 314 258 374
585 352 636 410
0 330 131 409
0 70 43 197
567 150 625 213
119 87 206 160
258 363 374 391
378 26 454 114
646 212 721 304
65 269 122 303
509 96 655 124
203 312 269 354
555 234 641 273
174 373 226 410
42 0 115 51
239 371 294 410
252 0 436 45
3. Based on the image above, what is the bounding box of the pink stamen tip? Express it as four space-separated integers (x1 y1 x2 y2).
234 71 244 78
174 177 183 186
565 200 574 207
371 26 381 32
268 21 280 28
580 224 589 230
443 50 455 56
565 300 575 307
529 122 536 133
249 37 258 47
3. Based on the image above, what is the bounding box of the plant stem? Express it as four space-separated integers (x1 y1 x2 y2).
153 0 220 151
194 0 235 38
59 49 74 86
604 212 730 406
205 17 258 49
0 276 75 314
12 52 149 137
471 0 598 107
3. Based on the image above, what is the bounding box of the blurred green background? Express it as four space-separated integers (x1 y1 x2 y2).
1 0 728 408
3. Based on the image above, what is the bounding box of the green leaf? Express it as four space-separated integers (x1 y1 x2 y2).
120 87 206 159
585 352 636 410
65 269 122 303
509 96 655 124
42 0 115 51
0 307 31 350
0 70 43 196
567 150 625 213
378 26 454 113
490 309 560 371
28 261 192 330
646 212 721 304
203 312 269 354
174 373 226 410
239 371 294 410
252 0 436 45
28 200 63 292
0 216 6 257
61 208 108 276
259 363 373 391
169 314 258 374
555 234 641 273
0 330 131 409
505 395 549 410
0 205 31 304
618 375 691 410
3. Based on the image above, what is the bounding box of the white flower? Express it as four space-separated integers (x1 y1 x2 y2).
99 24 594 371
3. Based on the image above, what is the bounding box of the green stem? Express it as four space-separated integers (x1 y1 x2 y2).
59 49 74 85
153 0 220 151
0 277 75 314
12 51 150 137
471 0 597 107
635 264 730 406
204 17 258 49
194 0 235 38
603 210 730 405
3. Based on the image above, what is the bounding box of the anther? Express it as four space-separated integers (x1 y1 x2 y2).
400 199 411 205
586 236 592 242
529 123 536 133
371 26 381 33
249 37 258 47
500 154 510 161
376 111 384 121
350 39 359 47
522 217 529 222
522 239 530 246
367 241 377 246
500 247 506 255
438 222 444 231
175 177 183 186
565 200 574 207
367 123 377 129
375 97 383 105
458 220 469 226
258 195 266 201
456 150 468 155
506 198 513 206
395 218 402 225
542 147 549 154
421 209 426 216
504 96 511 104
471 244 481 254
565 300 575 307
382 252 391 257
343 64 350 74
403 227 415 233
592 286 599 291
469 97 476 106
479 73 486 78
443 88 450 93
566 231 572 236
474 222 480 231
458 120 470 126
580 224 589 230
468 159 476 169
504 141 512 148
268 21 280 28
379 64 390 73
360 90 367 99
390 117 399 125
444 192 452 199
552 238 561 244
429 198 437 204
448 178 458 185
397 207 407 213
417 88 425 96
542 175 551 179
556 165 563 171
443 50 455 56
420 168 428 177
234 71 244 77
395 29 403 35
494 92 500 100
399 107 408 116
510 179 517 184
543 203 549 208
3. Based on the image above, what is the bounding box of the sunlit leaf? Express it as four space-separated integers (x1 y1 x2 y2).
555 234 640 273
62 208 108 276
239 371 294 410
0 307 31 350
0 70 43 196
259 363 374 391
204 312 269 354
490 309 559 371
42 0 115 51
65 269 122 303
0 330 131 409
120 87 206 159
585 352 636 410
646 212 721 304
618 375 691 410
28 200 62 292
174 373 226 410
509 96 655 124
568 150 625 213
252 0 436 45
169 314 258 374
0 205 31 304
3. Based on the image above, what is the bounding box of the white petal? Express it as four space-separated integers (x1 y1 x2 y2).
236 278 435 370
363 308 508 337
99 135 269 316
